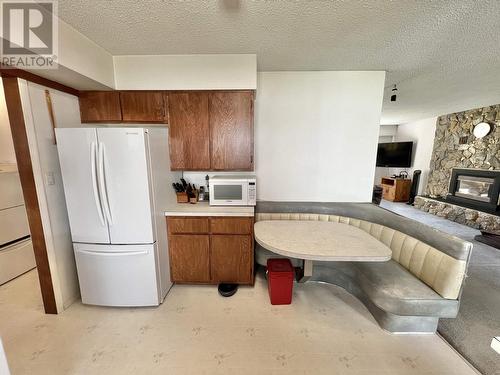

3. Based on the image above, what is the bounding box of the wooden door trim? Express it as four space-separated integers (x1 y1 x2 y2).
2 77 58 314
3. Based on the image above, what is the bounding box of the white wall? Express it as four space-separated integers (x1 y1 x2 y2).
57 19 115 89
394 117 437 195
378 125 397 142
113 54 257 90
19 80 81 312
0 81 16 164
2 3 115 90
253 71 385 201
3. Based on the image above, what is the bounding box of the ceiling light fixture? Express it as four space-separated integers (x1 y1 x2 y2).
390 84 398 102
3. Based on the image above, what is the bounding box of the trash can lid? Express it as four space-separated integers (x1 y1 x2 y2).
267 258 294 273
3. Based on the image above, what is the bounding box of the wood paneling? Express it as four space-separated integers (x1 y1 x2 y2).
168 92 210 170
169 235 210 283
210 217 253 234
167 217 209 234
120 91 167 123
79 91 122 123
2 77 58 314
210 91 253 170
211 235 253 283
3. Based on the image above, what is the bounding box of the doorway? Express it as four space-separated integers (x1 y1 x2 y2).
1 70 81 314
0 77 43 323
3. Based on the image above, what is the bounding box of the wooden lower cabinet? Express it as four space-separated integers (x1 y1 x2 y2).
211 235 253 284
167 216 254 285
169 235 210 283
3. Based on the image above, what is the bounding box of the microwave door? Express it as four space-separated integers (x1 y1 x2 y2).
211 182 248 205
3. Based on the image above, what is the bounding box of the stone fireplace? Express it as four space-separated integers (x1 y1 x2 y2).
413 104 500 239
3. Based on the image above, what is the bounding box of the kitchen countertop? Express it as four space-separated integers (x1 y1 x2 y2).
164 202 254 217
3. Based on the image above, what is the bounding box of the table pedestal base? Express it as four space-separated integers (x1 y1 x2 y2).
296 260 313 283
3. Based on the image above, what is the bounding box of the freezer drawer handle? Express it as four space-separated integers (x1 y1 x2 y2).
98 142 113 225
77 249 149 257
90 142 105 226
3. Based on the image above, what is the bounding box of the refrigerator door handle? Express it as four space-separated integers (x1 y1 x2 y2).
98 142 113 225
90 141 105 226
77 249 149 257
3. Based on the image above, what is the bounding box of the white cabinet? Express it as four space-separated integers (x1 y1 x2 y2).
0 239 35 285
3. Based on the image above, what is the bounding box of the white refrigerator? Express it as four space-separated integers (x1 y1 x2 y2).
56 127 180 307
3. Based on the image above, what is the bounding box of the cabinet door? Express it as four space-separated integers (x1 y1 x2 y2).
210 91 254 170
79 91 122 122
382 185 395 201
168 92 210 170
120 91 167 123
211 235 253 284
169 235 210 283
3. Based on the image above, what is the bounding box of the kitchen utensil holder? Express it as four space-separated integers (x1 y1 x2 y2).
176 192 189 203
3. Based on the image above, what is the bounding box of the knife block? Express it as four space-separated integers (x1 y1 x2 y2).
176 192 189 203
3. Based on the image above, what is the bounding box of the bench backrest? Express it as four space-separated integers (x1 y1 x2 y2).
255 212 468 300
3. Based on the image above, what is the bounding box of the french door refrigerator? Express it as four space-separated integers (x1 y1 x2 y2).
56 127 180 307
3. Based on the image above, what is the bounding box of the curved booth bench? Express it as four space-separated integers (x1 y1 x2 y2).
255 202 473 333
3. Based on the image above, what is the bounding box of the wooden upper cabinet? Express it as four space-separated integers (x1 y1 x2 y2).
120 91 167 123
168 92 210 170
209 91 254 170
79 91 122 122
78 90 255 171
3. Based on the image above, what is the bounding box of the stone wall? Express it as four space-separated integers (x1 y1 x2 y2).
426 105 500 197
414 196 500 234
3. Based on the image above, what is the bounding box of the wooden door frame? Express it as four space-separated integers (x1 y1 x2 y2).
1 71 76 314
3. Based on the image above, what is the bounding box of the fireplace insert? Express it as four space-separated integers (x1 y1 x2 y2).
446 168 500 214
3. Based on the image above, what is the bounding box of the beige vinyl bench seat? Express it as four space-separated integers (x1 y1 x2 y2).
254 203 473 333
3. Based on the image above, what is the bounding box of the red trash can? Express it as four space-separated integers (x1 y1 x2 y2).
267 258 294 305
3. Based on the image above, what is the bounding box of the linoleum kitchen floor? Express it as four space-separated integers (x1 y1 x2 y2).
0 270 477 375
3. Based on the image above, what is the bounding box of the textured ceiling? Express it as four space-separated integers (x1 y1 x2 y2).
57 0 500 124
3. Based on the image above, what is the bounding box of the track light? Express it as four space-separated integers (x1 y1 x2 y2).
390 84 398 102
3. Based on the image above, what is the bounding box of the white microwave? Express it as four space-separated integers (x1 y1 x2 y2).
209 175 256 206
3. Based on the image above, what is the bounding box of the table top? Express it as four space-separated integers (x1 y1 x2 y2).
254 220 392 262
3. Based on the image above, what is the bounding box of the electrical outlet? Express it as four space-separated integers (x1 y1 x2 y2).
459 136 469 145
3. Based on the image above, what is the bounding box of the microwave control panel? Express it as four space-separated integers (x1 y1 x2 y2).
248 182 256 205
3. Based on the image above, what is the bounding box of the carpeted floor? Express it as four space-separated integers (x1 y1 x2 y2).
381 200 500 375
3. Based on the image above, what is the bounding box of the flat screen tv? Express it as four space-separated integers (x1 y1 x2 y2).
376 142 413 167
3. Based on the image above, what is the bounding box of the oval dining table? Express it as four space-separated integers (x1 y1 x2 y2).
254 220 392 282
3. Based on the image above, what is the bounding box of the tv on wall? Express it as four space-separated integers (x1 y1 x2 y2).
376 142 413 168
